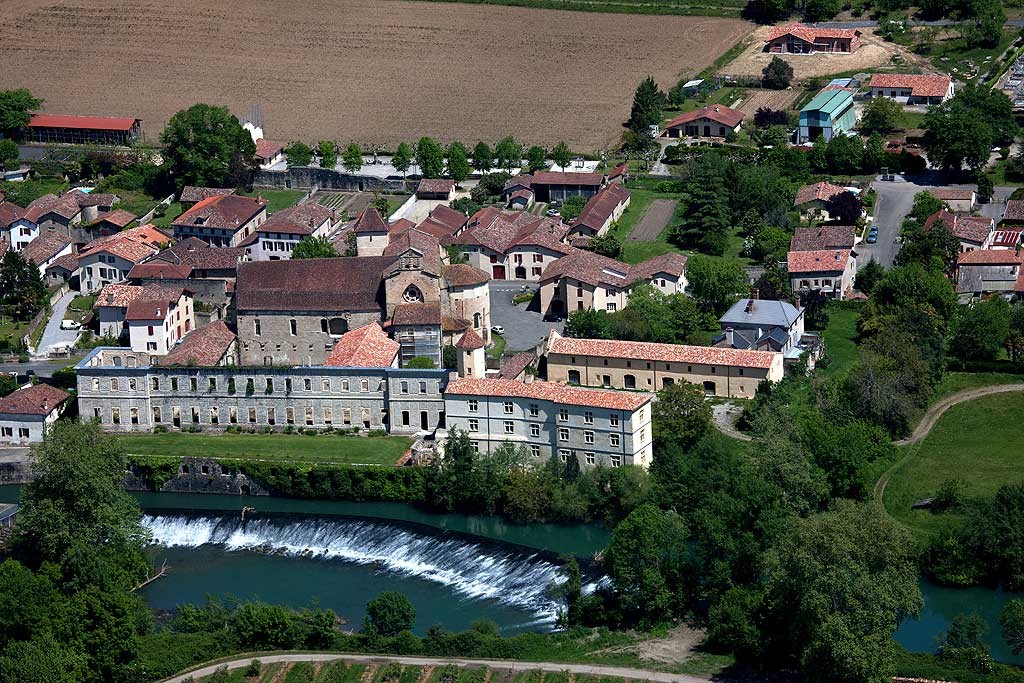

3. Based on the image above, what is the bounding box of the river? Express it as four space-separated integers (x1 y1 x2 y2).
0 486 1020 653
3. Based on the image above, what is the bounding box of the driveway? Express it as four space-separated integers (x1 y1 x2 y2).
488 280 562 353
34 292 80 357
861 178 917 268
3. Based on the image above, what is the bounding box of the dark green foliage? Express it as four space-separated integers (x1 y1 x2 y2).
247 659 262 677
0 249 47 321
525 145 547 173
560 195 588 223
1001 600 1024 655
976 172 994 203
292 236 339 259
751 226 790 264
416 137 445 178
550 142 572 170
450 197 481 216
564 309 612 340
950 296 1011 363
441 345 458 369
0 89 43 137
447 141 471 184
761 56 793 89
342 143 364 174
627 76 664 135
405 356 436 369
363 592 416 637
854 258 885 295
685 255 748 314
471 142 493 173
392 143 414 177
651 381 711 451
477 172 510 198
161 104 256 188
495 136 523 173
587 233 622 259
0 373 19 397
860 97 905 134
925 86 1018 172
319 140 338 170
752 263 792 300
0 139 18 171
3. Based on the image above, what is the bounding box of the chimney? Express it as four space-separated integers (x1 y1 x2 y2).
524 373 534 384
156 307 162 317
42 399 49 411
725 327 734 347
745 298 755 314
834 251 841 262
106 294 114 305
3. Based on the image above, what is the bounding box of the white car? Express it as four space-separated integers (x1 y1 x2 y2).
59 319 82 331
491 325 505 335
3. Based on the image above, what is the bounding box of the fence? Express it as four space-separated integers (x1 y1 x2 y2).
136 193 176 225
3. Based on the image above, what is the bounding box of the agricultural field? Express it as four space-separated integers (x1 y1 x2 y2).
0 0 750 150
733 87 800 117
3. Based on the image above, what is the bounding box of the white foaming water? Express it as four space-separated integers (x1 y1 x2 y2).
142 514 571 621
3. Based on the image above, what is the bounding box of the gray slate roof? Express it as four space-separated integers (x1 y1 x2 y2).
719 298 802 329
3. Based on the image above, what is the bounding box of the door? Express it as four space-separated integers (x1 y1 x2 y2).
703 125 711 137
703 381 717 396
420 411 429 430
492 265 506 279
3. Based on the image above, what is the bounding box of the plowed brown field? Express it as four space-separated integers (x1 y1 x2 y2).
0 0 750 150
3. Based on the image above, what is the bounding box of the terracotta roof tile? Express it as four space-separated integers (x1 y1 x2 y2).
443 263 489 287
128 262 193 280
324 322 399 367
256 203 337 236
173 194 266 231
1004 200 1024 222
498 352 533 379
0 201 26 229
530 171 604 187
80 224 169 263
179 186 236 203
23 231 71 265
156 237 244 270
956 249 1024 265
548 333 779 369
923 210 993 244
254 139 284 160
455 327 484 350
383 228 442 275
92 208 137 229
794 181 850 206
664 104 744 130
790 225 856 251
392 302 442 326
23 193 80 223
28 114 137 131
236 257 392 312
869 74 952 98
352 206 388 233
416 178 455 195
574 183 630 233
929 188 974 201
766 22 859 42
126 293 182 321
47 252 79 273
445 377 652 411
787 249 852 274
0 383 69 416
159 320 236 366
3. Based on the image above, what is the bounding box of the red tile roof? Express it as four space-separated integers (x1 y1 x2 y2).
254 139 284 160
416 179 456 195
627 252 688 280
128 262 193 280
928 188 975 201
664 104 744 130
96 283 144 308
530 171 605 187
990 230 1022 248
23 193 81 223
539 249 685 288
574 183 630 233
92 208 137 229
766 23 859 42
420 205 466 235
159 320 236 367
155 237 244 271
392 302 442 326
456 327 485 350
47 252 78 273
80 224 170 263
446 377 652 411
790 225 857 251
126 293 181 321
324 322 399 367
383 228 442 276
956 249 1024 265
28 114 138 131
787 249 852 274
0 383 69 416
457 210 572 256
443 263 489 287
173 194 266 231
924 210 993 244
869 74 952 98
352 206 388 234
548 333 779 369
1004 200 1024 222
179 186 235 203
498 352 533 379
256 203 336 237
0 201 26 229
793 181 851 206
389 218 416 234
23 231 71 265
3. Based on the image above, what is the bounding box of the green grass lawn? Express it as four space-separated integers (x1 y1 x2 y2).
893 27 1016 77
121 432 412 465
663 87 746 118
66 294 96 323
242 189 305 213
901 111 926 130
488 332 507 357
0 177 67 205
108 188 160 217
151 201 184 228
932 371 1024 401
819 304 861 378
884 391 1024 539
609 188 688 264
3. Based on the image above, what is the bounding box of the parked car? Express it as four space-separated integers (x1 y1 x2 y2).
866 232 877 244
491 325 505 335
545 209 560 217
59 319 81 330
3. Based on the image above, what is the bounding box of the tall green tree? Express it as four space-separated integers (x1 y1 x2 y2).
1001 599 1024 655
0 139 18 172
686 255 747 314
564 309 612 339
0 249 46 321
560 195 588 222
392 142 413 178
317 140 337 170
651 381 711 451
160 104 256 187
284 141 313 167
855 258 885 294
415 137 445 178
860 97 905 134
525 146 547 173
342 143 363 174
291 236 339 259
627 76 664 135
363 592 416 637
550 142 572 170
950 296 1011 363
494 136 523 173
762 57 794 89
446 141 471 184
959 0 1006 48
0 89 44 138
862 132 887 173
471 141 493 173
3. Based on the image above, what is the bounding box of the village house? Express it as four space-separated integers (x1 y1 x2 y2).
570 184 631 237
171 194 267 247
798 88 857 143
241 203 338 261
126 288 195 354
0 383 70 444
455 208 573 280
95 282 186 339
414 205 467 243
924 210 995 252
23 230 73 276
790 224 858 252
715 297 805 354
78 224 172 293
793 182 858 222
0 201 36 251
22 193 82 231
508 189 535 211
954 249 1024 296
416 179 457 201
147 237 244 280
510 171 604 204
87 209 137 237
661 105 744 139
544 331 783 399
179 186 235 209
538 250 687 316
441 263 492 345
928 188 976 213
255 139 286 170
868 74 954 106
353 206 391 257
765 23 862 53
443 376 654 469
990 229 1023 250
788 249 857 300
44 253 79 289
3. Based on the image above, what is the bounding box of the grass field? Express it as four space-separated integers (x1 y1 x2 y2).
0 178 67 205
820 305 860 378
242 189 305 213
120 432 412 465
152 201 184 228
884 391 1024 539
609 188 685 264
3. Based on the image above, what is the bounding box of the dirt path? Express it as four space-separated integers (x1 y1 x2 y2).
628 199 678 242
160 653 711 683
711 403 752 442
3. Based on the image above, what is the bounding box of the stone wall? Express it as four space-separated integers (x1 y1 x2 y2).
125 457 270 496
254 167 410 193
0 459 33 484
237 310 381 366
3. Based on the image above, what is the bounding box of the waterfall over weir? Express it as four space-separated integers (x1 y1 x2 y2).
142 513 583 622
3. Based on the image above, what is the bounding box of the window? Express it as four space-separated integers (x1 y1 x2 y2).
471 441 480 452
147 325 154 335
558 427 569 441
468 399 478 412
610 433 620 447
130 407 139 425
584 411 593 424
360 379 369 392
266 378 274 393
585 452 595 465
129 378 137 391
606 302 616 312
290 319 297 336
530 445 541 458
152 407 161 423
610 454 622 467
401 381 409 394
323 407 333 424
529 403 539 417
468 418 479 432
530 423 540 438
402 411 410 426
210 407 219 424
267 407 276 425
190 377 197 392
209 377 217 391
110 378 119 391
340 379 348 392
584 430 594 444
246 407 255 424
323 379 330 391
558 408 568 421
0 427 10 437
191 406 199 423
503 401 513 414
503 420 514 434
286 407 295 424
558 449 570 462
229 407 238 424
254 319 261 336
303 378 312 391
419 381 427 394
18 428 29 439
610 413 619 427
150 377 158 390
305 407 314 425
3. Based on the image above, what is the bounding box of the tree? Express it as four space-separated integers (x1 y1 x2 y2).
803 0 841 21
564 309 612 339
828 191 864 224
471 141 493 173
942 613 989 653
161 104 256 187
0 249 46 321
761 57 794 90
1001 599 1024 655
363 592 416 637
762 501 922 683
415 137 445 178
587 233 622 259
446 141 471 184
860 97 905 134
855 258 885 294
922 87 1016 172
283 141 313 168
651 381 711 450
405 356 436 369
291 236 339 260
560 557 583 626
372 195 389 217
560 195 588 222
747 0 795 21
752 226 790 264
687 256 748 313
627 76 664 135
450 197 481 216
0 139 18 172
0 89 43 138
826 135 863 175
976 172 994 203
753 263 792 300
525 146 547 173
862 133 887 174
959 0 1006 48
342 143 363 174
808 133 829 172
675 158 730 255
494 136 523 173
317 140 337 170
392 142 413 178
551 142 572 170
950 297 1011 363
754 107 790 128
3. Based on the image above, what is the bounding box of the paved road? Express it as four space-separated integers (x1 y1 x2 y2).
861 178 916 269
0 360 71 378
34 292 80 357
488 280 562 353
160 653 712 683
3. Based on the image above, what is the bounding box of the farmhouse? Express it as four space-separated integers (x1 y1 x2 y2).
868 74 954 106
798 88 856 143
241 203 338 261
924 210 994 252
23 193 83 230
78 224 172 293
255 139 285 170
570 184 631 237
26 114 142 145
765 23 861 54
544 331 783 399
518 171 604 204
444 376 654 469
171 194 267 247
928 188 976 213
788 249 857 300
0 383 70 444
662 105 744 139
793 182 857 222
454 208 573 280
955 249 1024 295
414 205 467 242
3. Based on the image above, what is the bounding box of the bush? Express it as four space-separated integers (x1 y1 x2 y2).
246 660 262 677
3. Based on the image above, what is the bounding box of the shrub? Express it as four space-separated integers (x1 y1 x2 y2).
246 660 262 677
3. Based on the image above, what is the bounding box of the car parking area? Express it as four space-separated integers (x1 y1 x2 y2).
488 280 563 352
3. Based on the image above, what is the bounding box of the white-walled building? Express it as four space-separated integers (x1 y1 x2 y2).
78 224 171 293
0 383 70 444
242 204 339 261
